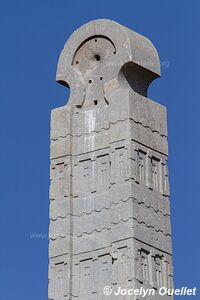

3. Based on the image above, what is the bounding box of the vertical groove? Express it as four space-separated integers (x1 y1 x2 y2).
69 108 74 299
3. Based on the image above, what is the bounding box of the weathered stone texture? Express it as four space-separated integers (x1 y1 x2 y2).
48 19 173 300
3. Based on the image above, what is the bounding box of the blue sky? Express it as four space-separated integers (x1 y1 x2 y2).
0 0 199 299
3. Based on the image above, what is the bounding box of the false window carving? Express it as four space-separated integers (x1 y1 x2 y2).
50 162 69 201
80 259 92 294
151 156 160 190
116 247 129 282
137 249 150 284
162 160 170 196
99 254 111 287
97 155 110 190
79 159 92 193
163 260 170 289
136 149 147 184
54 262 68 300
115 147 127 182
56 164 65 197
154 255 164 288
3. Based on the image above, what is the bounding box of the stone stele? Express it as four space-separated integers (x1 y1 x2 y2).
48 19 174 300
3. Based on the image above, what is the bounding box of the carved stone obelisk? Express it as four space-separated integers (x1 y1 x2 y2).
48 19 173 300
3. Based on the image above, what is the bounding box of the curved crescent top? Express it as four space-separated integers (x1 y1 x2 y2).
56 19 160 87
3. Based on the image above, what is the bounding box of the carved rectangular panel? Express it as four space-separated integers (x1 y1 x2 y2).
96 154 110 190
49 258 69 300
80 258 93 295
136 149 147 184
79 159 92 193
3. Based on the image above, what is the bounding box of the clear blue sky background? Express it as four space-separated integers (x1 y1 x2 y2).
0 1 199 299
